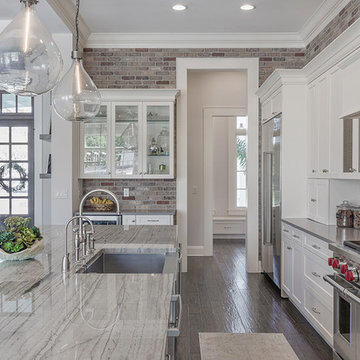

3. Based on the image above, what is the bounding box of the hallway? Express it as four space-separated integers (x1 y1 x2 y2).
177 239 332 360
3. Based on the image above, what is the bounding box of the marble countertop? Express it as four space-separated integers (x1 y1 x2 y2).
282 218 360 244
0 225 178 360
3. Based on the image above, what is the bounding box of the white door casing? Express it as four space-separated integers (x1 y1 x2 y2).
176 58 259 273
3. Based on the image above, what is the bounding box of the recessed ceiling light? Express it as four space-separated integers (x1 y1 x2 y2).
172 4 187 11
240 4 255 11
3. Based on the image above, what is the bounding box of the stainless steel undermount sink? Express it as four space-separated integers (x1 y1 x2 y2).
76 249 178 274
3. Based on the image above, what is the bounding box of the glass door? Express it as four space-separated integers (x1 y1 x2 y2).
113 103 142 177
143 103 173 177
0 122 34 223
81 104 110 177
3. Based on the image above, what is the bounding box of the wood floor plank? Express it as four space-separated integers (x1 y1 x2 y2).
176 239 332 360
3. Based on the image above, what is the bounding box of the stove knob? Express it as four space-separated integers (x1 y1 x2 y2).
332 259 340 269
341 264 349 274
328 258 334 266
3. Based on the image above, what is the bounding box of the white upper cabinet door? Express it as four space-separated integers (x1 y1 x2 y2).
316 179 330 225
307 179 317 221
112 102 143 178
317 77 331 175
342 56 360 117
308 84 319 176
80 103 112 178
329 68 344 176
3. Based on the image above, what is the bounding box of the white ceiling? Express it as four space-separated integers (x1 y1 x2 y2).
0 0 68 33
76 0 324 33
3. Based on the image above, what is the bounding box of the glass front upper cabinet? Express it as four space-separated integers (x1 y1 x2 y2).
144 103 173 177
81 104 110 177
113 103 141 177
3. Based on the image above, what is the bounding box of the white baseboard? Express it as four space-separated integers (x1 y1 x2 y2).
187 246 205 256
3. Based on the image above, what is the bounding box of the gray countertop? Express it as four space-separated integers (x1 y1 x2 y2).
0 225 178 360
282 218 360 244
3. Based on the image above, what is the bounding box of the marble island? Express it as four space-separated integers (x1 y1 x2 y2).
0 225 178 360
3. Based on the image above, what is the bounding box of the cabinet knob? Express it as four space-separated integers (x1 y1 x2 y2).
310 198 317 202
286 246 292 250
312 170 316 173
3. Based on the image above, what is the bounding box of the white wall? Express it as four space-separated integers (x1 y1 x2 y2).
50 33 81 225
213 117 233 216
187 70 247 247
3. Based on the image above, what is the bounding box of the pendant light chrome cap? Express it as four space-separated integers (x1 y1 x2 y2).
20 0 39 7
71 50 83 60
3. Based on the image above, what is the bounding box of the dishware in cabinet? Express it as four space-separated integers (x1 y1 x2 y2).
112 102 143 178
80 103 112 178
143 102 174 178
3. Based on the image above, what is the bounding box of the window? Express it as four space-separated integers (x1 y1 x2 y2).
0 92 34 223
228 116 247 213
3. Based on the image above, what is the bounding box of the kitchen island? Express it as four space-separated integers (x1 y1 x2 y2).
0 225 178 360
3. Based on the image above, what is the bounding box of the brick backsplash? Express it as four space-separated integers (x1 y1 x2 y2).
82 179 176 212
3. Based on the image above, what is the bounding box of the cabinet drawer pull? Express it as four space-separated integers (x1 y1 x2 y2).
312 307 321 315
224 226 232 229
322 169 329 173
312 244 321 250
287 246 292 250
293 234 300 239
147 219 160 222
283 229 289 233
312 272 321 278
312 170 316 173
310 198 317 202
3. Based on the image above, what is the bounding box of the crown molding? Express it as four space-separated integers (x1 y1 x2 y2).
46 0 91 49
300 0 351 46
86 32 305 49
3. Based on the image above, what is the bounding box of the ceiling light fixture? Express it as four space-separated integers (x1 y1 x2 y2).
53 0 101 122
240 4 255 11
172 4 187 11
0 0 63 96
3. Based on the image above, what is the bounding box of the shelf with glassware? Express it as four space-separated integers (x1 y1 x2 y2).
79 98 175 179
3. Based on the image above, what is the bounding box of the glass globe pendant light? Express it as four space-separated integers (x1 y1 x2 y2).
0 0 63 96
53 0 100 122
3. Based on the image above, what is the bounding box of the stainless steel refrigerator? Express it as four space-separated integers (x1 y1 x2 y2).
262 115 281 289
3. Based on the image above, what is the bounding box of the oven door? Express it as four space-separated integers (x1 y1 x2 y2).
324 274 359 360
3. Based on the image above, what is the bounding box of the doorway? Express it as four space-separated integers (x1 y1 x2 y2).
176 58 259 273
203 107 247 256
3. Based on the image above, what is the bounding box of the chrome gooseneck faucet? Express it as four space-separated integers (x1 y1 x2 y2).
62 215 95 273
79 189 120 235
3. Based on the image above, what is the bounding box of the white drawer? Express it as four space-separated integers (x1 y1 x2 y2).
304 285 333 343
281 223 304 244
122 215 136 225
304 234 332 260
281 223 292 236
213 221 244 235
304 249 333 296
136 215 172 225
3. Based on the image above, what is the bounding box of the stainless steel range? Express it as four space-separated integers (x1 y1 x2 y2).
324 242 360 360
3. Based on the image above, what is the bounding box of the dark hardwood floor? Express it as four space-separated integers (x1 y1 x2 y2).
176 239 332 360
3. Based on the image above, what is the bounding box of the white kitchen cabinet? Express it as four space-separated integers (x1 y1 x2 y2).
281 222 333 346
80 89 178 179
122 215 136 225
307 179 330 225
292 239 304 307
122 214 173 225
308 84 318 176
281 235 293 296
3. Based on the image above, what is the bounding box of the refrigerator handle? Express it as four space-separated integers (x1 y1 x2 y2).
263 152 273 245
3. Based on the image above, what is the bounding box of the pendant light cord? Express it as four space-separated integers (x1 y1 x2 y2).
75 0 80 52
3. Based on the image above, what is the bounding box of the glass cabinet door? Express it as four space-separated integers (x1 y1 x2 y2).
113 103 141 176
144 104 172 177
82 104 109 176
